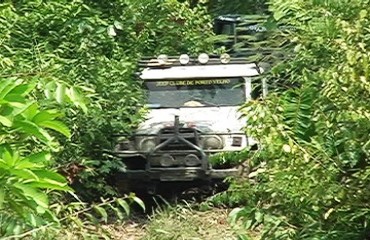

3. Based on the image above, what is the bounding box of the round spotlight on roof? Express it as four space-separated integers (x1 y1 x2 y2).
157 54 168 64
220 53 231 64
197 53 209 64
179 54 190 65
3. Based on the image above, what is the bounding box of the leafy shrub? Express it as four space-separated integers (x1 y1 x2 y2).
0 79 72 236
0 0 214 199
228 0 370 239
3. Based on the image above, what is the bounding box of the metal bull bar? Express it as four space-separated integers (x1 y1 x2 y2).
146 115 208 171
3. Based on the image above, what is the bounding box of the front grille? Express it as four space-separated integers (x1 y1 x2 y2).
159 127 198 150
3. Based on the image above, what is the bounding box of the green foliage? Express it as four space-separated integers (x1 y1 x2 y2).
0 79 72 236
0 0 215 236
143 202 241 240
51 195 145 238
227 0 370 239
204 0 268 16
210 148 253 167
4 195 144 239
0 0 214 199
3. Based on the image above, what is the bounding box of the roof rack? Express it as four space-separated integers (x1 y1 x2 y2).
138 54 258 68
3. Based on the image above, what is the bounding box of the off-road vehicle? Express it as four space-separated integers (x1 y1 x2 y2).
113 53 266 194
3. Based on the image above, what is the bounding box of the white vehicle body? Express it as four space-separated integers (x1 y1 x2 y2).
138 63 262 150
114 55 264 189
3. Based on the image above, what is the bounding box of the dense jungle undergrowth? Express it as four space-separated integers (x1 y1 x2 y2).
1 0 369 239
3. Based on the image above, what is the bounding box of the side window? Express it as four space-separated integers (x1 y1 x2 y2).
251 78 262 100
214 21 234 35
221 23 234 35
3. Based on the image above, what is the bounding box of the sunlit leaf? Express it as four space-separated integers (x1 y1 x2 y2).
27 182 72 191
228 207 244 225
107 25 116 36
32 170 68 184
0 187 4 209
116 198 130 215
111 206 124 220
7 82 36 96
26 151 51 164
10 169 39 181
0 79 16 100
32 111 55 124
56 82 66 104
93 205 108 222
13 119 52 142
38 120 71 138
13 183 48 209
0 115 12 127
18 102 39 120
67 87 88 113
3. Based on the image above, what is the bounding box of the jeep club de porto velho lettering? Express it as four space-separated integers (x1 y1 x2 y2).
113 53 266 194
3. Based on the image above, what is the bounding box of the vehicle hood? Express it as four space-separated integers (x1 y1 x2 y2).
136 106 245 134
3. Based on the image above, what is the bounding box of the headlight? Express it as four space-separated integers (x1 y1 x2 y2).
202 135 224 149
160 154 176 167
139 138 156 152
114 140 130 151
184 154 201 166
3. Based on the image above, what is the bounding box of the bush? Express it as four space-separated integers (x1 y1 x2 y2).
0 0 214 199
228 0 370 239
0 79 71 236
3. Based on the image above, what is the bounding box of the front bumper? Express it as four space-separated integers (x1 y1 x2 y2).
121 167 240 182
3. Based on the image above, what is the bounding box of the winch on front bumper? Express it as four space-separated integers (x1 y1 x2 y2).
113 115 240 182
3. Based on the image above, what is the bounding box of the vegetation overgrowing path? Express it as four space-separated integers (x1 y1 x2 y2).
105 205 251 240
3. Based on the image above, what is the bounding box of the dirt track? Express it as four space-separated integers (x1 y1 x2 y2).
104 207 247 240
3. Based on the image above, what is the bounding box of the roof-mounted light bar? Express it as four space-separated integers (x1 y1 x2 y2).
220 53 231 64
139 53 255 68
157 54 168 65
179 54 190 65
197 53 209 64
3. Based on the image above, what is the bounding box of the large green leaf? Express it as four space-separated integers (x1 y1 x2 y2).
12 102 38 119
3 93 26 104
10 169 39 181
67 87 88 113
7 82 36 96
15 158 43 169
25 151 51 164
2 149 17 167
32 111 57 124
13 183 49 209
0 79 16 100
93 205 108 222
13 119 52 142
0 115 12 127
116 198 130 216
38 120 71 138
131 195 146 212
44 81 56 100
32 170 68 184
27 182 72 191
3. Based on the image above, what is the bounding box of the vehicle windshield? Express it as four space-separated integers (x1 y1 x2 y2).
144 77 245 108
